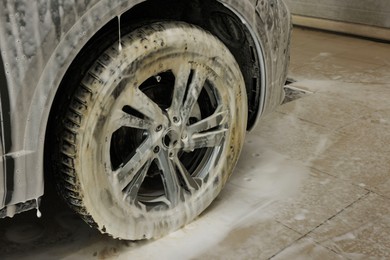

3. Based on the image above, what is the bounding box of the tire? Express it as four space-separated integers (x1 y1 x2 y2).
54 21 247 240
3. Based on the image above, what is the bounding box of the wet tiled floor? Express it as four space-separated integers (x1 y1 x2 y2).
254 27 390 259
1 27 389 259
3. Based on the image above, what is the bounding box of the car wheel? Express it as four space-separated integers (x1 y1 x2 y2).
54 21 247 240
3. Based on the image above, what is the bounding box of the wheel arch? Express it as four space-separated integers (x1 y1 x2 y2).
40 0 267 189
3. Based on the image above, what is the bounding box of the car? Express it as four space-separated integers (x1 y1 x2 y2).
0 0 291 240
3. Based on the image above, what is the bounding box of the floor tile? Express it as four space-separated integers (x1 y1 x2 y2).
290 28 331 49
277 92 375 131
268 170 368 235
310 193 390 259
340 42 390 66
370 65 390 83
290 56 383 82
312 110 390 198
252 112 331 165
288 80 390 111
272 237 345 260
194 220 301 260
289 48 334 71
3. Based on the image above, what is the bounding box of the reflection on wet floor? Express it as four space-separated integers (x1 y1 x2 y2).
1 27 390 259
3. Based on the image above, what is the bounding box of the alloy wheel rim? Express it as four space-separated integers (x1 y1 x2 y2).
101 61 232 210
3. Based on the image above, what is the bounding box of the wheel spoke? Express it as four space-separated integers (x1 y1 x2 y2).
157 151 182 207
134 87 165 121
174 157 201 192
180 68 207 124
123 159 152 200
122 82 166 123
184 129 227 151
200 145 221 179
170 64 192 112
187 107 228 135
110 109 152 132
115 138 155 191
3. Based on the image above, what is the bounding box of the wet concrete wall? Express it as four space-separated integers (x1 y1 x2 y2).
284 0 390 28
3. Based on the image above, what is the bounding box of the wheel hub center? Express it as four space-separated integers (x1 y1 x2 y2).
162 129 179 149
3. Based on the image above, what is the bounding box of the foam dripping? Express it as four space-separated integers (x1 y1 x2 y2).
36 198 42 218
118 15 122 52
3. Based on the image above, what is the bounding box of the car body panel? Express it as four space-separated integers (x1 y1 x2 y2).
219 0 291 126
0 0 290 215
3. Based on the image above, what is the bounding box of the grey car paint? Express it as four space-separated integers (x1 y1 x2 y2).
0 0 290 216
